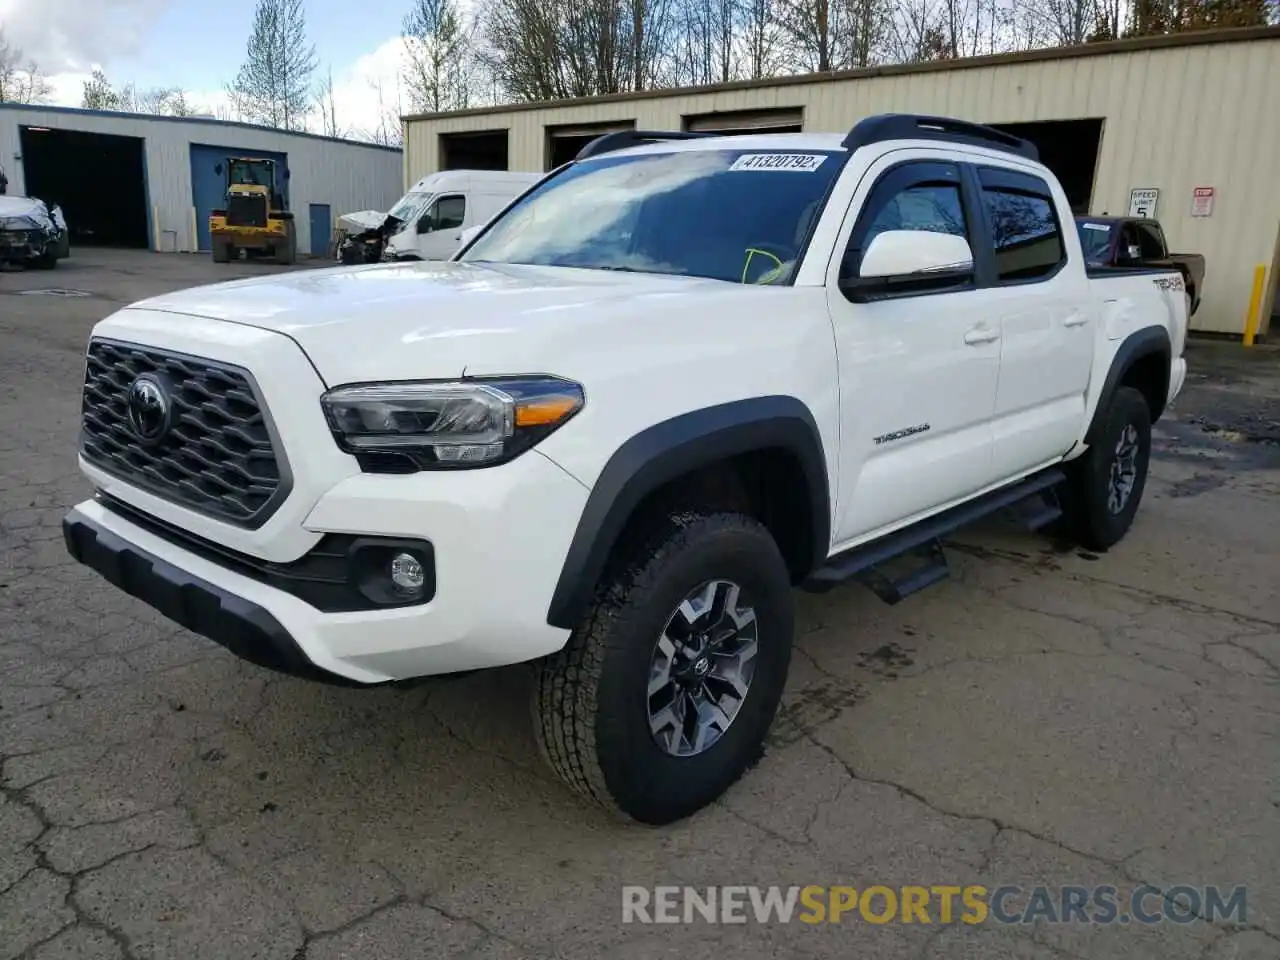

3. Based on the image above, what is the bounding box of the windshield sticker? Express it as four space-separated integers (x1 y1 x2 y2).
1080 222 1110 231
729 153 828 173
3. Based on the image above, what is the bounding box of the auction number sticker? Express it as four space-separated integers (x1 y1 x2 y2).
729 153 828 173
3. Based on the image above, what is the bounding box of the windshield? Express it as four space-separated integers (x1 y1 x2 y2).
390 191 434 224
459 148 844 284
229 160 272 187
1075 220 1114 263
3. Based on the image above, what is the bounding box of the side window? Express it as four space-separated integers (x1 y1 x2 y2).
977 171 1064 283
863 185 967 247
435 195 465 231
844 161 969 279
1135 222 1166 259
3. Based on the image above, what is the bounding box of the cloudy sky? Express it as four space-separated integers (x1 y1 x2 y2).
0 0 417 136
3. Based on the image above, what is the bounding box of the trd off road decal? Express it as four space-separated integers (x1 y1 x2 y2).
1153 275 1184 293
873 423 932 445
729 154 829 173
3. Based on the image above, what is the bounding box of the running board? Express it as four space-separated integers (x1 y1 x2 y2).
803 468 1066 603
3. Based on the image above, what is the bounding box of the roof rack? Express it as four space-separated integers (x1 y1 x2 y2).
574 129 720 160
841 114 1039 161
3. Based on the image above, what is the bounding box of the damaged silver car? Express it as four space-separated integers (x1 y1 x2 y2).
0 195 70 269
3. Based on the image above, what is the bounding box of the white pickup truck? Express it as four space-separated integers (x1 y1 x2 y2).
64 115 1187 825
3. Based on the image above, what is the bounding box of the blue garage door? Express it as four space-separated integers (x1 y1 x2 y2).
189 143 289 252
309 203 331 257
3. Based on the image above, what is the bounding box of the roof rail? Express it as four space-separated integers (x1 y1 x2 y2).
841 114 1039 161
575 129 720 161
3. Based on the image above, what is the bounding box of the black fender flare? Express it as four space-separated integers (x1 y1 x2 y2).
546 396 830 630
1084 325 1171 445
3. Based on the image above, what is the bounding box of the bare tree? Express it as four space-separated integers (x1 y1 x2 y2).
314 65 342 136
229 0 318 130
0 28 53 104
362 75 404 146
674 0 739 85
739 0 784 78
403 0 474 112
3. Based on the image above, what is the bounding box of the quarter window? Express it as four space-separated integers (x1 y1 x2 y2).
980 186 1064 282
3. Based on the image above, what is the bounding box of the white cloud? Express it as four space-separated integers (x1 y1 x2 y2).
0 0 171 73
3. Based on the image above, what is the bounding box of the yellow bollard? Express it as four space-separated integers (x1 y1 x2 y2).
1243 265 1267 347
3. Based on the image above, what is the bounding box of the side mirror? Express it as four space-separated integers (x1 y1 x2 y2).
416 215 434 235
1123 243 1142 262
840 230 974 302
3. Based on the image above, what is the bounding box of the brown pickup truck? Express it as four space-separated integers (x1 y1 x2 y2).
1075 215 1206 316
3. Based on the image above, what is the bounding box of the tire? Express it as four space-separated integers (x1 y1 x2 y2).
1058 386 1152 551
274 223 297 265
534 510 794 825
212 240 231 263
33 251 57 269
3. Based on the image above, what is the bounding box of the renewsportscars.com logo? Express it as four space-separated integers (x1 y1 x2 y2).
621 885 1247 926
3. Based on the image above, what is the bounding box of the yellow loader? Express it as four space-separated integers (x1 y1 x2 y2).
209 157 296 265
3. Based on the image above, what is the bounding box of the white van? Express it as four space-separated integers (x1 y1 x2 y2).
381 170 543 261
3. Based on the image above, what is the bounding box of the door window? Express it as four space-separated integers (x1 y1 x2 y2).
1134 221 1166 259
976 169 1064 283
843 161 970 287
421 195 466 233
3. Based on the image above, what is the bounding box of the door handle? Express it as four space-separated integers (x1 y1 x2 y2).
1063 313 1089 327
964 326 1000 345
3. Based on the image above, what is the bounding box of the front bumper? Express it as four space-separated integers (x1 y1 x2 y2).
64 449 588 685
0 231 45 261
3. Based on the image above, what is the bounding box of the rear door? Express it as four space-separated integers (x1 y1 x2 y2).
826 153 1003 544
968 164 1094 478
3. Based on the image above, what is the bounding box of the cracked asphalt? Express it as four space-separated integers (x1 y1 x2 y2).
2 249 1279 960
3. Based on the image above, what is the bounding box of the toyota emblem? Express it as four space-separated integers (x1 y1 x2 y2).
127 375 171 444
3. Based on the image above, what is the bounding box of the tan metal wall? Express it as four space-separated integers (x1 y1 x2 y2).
405 30 1280 335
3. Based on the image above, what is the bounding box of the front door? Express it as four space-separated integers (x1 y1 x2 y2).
415 194 467 260
826 154 1002 545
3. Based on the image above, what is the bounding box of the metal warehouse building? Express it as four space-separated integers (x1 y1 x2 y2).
404 25 1280 338
0 104 403 259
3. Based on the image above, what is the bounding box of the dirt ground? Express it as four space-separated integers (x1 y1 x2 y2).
1 249 1278 960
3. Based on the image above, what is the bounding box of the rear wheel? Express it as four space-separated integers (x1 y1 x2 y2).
212 240 232 263
534 510 793 825
1058 386 1152 550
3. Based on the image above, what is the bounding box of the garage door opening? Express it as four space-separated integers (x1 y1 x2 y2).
989 118 1103 214
440 131 509 171
546 121 637 170
683 108 804 136
19 126 149 248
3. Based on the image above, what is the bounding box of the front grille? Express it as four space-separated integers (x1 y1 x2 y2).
227 194 268 227
80 339 290 528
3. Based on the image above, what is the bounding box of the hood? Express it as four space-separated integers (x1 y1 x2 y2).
128 259 731 385
0 195 55 228
338 209 388 233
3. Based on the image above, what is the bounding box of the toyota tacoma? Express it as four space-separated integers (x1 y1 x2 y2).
64 114 1188 825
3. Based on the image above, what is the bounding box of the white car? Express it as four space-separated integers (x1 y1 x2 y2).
0 195 69 268
64 114 1187 825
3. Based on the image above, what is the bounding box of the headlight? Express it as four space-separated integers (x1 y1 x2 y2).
0 216 39 231
321 376 585 471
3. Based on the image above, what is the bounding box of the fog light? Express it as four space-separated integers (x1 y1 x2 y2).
389 553 425 595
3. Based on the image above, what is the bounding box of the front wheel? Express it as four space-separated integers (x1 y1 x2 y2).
1058 386 1152 550
534 510 794 825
